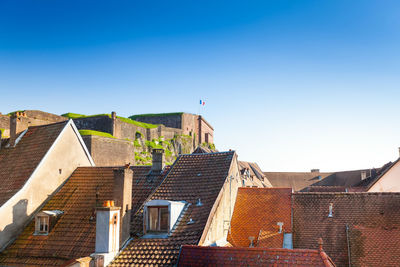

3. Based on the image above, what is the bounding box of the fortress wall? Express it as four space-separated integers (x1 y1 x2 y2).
133 114 183 129
82 135 134 166
73 116 113 135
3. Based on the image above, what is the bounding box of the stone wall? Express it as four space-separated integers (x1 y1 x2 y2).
82 135 135 166
198 116 214 144
73 116 113 135
132 113 183 129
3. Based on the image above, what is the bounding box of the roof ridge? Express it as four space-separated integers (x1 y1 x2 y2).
294 191 400 195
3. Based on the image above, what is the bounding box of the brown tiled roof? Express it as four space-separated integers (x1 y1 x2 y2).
239 161 272 187
177 245 336 266
349 225 400 266
0 121 67 206
264 171 333 191
0 165 165 266
192 146 214 154
0 167 115 266
227 188 292 248
110 151 235 266
265 168 384 191
131 166 170 216
293 192 400 266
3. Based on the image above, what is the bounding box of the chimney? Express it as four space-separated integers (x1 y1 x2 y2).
151 148 164 173
93 201 121 266
398 147 400 157
361 170 367 180
311 169 320 173
10 112 28 146
113 167 133 247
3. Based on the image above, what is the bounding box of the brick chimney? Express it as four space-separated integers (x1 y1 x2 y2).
93 201 121 266
10 112 28 146
151 148 164 173
112 167 132 247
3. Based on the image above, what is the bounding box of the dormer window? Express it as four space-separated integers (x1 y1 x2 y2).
36 215 49 235
143 200 186 237
148 206 169 232
34 210 63 235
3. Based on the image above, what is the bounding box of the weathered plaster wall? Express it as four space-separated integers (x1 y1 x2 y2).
82 135 135 166
0 122 93 251
200 155 241 246
369 161 400 192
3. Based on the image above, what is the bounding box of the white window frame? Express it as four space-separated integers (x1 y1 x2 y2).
35 215 49 235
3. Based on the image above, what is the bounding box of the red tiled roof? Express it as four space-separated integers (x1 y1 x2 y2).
177 245 335 266
227 188 292 248
110 151 235 266
0 165 165 266
293 192 400 266
349 225 400 266
0 121 67 206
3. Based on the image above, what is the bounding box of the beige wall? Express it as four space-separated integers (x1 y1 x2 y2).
369 160 400 192
0 121 94 250
200 155 241 246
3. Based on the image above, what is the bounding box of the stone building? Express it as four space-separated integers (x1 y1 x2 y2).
131 112 214 144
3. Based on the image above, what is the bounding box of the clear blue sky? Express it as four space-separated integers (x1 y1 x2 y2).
1 0 400 171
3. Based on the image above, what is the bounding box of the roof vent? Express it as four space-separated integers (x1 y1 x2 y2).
277 222 284 233
248 236 255 247
196 198 203 206
328 203 333 217
187 218 195 225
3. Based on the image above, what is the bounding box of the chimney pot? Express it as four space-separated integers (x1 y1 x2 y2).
318 238 323 251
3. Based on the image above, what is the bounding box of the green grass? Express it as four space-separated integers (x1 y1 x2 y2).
129 112 184 120
145 140 163 149
117 116 158 129
61 112 158 129
7 110 25 116
78 129 115 138
133 139 142 148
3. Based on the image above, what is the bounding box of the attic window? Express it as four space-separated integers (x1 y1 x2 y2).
34 210 63 235
143 200 186 237
148 206 169 232
35 215 49 235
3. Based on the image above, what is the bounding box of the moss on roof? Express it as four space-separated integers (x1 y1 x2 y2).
78 129 115 138
61 113 158 129
129 112 184 120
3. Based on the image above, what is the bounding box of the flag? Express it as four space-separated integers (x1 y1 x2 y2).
200 99 206 106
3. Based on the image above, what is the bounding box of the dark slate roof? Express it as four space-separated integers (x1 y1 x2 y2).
0 166 167 266
0 121 67 206
227 188 292 248
293 192 400 266
110 151 235 266
177 245 336 267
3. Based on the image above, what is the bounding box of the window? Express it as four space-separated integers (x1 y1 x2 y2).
147 206 169 232
35 215 49 235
